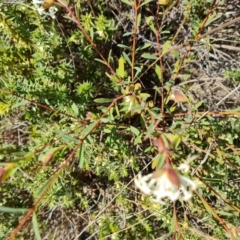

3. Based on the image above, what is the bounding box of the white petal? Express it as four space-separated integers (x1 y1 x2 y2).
177 163 190 173
37 6 45 15
32 0 44 4
181 189 192 201
134 174 152 195
179 175 198 190
48 6 58 19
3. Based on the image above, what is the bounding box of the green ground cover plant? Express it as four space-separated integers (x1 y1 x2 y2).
0 0 240 239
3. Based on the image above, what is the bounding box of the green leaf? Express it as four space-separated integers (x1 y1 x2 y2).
134 134 142 145
201 178 222 183
165 134 181 149
0 206 28 213
123 32 133 37
137 13 141 29
162 40 171 54
12 100 28 109
130 125 140 136
141 53 158 60
122 52 132 67
78 143 85 168
121 0 133 6
134 66 143 78
32 212 42 240
146 16 156 34
81 120 98 139
136 43 151 51
37 176 54 198
216 148 224 164
193 100 203 110
64 15 77 23
155 64 162 82
95 58 107 65
205 11 217 26
2 163 17 182
54 130 79 143
151 153 166 169
94 98 113 103
140 93 150 100
90 27 94 40
146 120 155 137
101 118 109 123
116 56 125 78
71 103 79 115
117 44 131 50
173 59 180 73
140 0 153 7
115 103 120 117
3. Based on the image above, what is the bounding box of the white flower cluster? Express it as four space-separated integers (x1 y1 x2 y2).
32 0 58 19
135 162 197 205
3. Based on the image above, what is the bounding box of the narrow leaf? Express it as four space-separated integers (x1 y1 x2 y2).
122 52 132 67
137 13 141 29
162 40 171 54
32 212 42 240
123 32 133 37
78 144 85 168
95 58 107 65
117 44 130 49
94 98 113 103
205 11 217 26
0 206 28 213
54 130 79 143
141 53 158 60
2 163 17 181
136 43 151 51
130 126 140 136
81 120 98 139
37 176 54 198
155 64 162 82
146 120 155 137
140 0 153 7
12 100 28 109
121 0 133 6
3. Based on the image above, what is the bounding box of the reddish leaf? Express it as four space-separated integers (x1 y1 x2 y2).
170 89 188 103
0 167 4 182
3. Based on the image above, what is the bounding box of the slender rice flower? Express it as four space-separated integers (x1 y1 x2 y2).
135 164 197 204
32 0 58 19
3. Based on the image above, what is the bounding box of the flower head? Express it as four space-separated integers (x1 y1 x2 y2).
32 0 58 19
135 165 197 204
